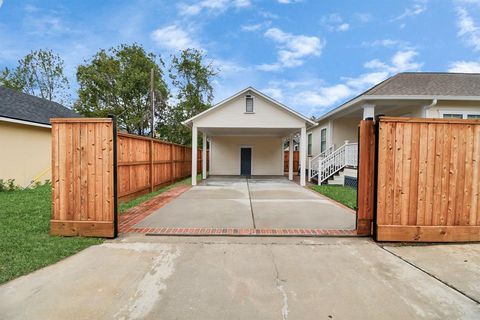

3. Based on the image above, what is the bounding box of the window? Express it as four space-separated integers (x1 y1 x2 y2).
320 128 327 153
307 133 312 156
443 113 463 119
245 95 254 113
441 111 480 119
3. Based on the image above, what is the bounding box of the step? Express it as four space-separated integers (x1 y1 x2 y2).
343 167 358 177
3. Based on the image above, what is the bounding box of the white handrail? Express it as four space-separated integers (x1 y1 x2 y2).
308 145 334 181
315 142 358 185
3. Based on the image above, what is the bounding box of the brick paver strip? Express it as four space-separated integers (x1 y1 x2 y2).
119 184 359 237
118 185 191 233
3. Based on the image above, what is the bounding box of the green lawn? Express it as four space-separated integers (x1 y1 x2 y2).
119 175 198 213
0 184 103 284
310 185 358 210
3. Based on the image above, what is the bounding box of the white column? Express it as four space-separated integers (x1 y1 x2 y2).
288 134 294 181
299 126 307 186
202 132 207 180
191 125 198 186
363 104 375 119
209 138 212 174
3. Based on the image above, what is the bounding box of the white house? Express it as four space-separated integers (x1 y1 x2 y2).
183 87 316 186
307 72 480 185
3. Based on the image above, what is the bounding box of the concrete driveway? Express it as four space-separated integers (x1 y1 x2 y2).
1 236 479 320
134 176 356 230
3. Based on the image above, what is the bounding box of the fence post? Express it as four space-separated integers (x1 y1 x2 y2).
149 139 154 193
356 119 376 236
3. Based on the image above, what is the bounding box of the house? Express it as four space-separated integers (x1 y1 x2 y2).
183 87 316 186
0 86 79 187
308 72 480 185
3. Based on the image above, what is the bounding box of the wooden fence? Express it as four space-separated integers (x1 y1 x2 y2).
117 132 206 202
376 117 480 242
356 120 376 236
50 117 206 237
283 150 299 172
50 118 115 237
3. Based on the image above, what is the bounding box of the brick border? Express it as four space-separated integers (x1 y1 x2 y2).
119 182 360 237
118 185 191 233
132 227 358 237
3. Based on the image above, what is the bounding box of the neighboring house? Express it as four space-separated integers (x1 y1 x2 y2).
0 86 79 187
183 87 316 186
308 72 480 185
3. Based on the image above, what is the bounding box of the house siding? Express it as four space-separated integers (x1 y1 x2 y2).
194 92 306 129
0 121 51 187
210 136 283 175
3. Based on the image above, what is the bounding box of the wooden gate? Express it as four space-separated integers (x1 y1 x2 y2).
375 117 480 242
50 118 116 238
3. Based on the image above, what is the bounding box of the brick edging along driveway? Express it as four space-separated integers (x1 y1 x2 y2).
119 184 359 237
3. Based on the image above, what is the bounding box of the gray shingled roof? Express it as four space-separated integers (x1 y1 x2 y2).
364 72 480 96
0 86 79 125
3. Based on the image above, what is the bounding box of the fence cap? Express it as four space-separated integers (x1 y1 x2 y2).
50 118 112 123
379 116 480 125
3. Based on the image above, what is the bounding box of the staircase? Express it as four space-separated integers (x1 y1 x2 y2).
308 142 358 185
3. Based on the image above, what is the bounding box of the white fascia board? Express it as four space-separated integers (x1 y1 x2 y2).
314 94 480 123
182 86 317 127
0 116 51 128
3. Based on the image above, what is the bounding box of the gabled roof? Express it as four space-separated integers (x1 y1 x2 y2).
0 86 79 126
364 72 480 96
315 72 480 122
183 86 317 126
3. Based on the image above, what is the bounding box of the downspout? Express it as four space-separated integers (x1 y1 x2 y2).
424 98 437 118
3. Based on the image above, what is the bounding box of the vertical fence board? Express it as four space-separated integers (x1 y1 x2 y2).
356 120 375 235
50 118 115 238
376 117 480 242
116 133 208 203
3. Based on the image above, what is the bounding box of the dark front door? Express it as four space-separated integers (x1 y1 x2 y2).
240 148 252 176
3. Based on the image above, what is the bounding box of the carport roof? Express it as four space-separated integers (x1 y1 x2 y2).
182 86 317 127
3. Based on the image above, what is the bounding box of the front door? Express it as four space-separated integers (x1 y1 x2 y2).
240 148 252 176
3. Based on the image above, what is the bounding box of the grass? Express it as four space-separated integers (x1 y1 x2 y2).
0 184 103 284
119 175 198 214
310 184 357 210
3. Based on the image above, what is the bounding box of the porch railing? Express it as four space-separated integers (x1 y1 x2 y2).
309 141 358 185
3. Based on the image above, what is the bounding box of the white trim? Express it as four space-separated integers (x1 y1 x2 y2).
439 109 480 119
239 145 254 175
182 87 317 126
307 132 313 157
0 116 51 128
245 94 255 113
319 126 328 153
315 94 480 123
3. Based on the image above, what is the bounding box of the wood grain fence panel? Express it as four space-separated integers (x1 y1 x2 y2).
116 133 205 203
283 151 299 172
356 119 375 235
376 117 480 242
50 118 115 238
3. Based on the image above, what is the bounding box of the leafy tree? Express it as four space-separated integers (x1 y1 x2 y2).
158 49 217 145
0 49 70 104
74 44 169 135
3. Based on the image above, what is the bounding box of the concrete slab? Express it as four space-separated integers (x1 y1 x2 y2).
178 186 249 199
1 236 478 319
384 244 480 303
253 200 356 229
135 198 253 228
135 175 354 230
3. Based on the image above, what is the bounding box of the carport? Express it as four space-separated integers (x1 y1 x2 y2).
134 176 356 231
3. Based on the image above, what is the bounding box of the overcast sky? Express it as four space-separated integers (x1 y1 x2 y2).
1 0 480 116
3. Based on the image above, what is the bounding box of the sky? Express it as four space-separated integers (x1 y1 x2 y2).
0 0 480 117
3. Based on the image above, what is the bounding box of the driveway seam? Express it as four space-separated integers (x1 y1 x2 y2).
380 245 480 305
246 177 257 229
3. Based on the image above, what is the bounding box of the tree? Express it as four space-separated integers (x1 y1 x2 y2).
74 44 169 135
158 49 217 144
0 49 70 104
